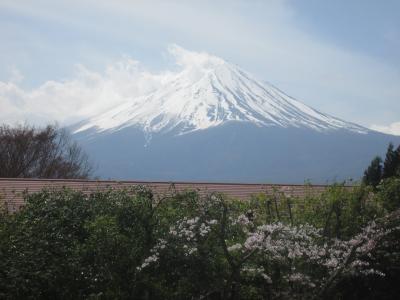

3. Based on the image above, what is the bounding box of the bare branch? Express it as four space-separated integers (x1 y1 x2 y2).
0 124 92 179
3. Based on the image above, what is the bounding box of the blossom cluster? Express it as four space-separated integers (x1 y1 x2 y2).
237 217 397 289
136 195 399 296
138 216 219 271
136 238 167 271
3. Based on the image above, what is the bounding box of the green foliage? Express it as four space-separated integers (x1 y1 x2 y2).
363 143 400 190
363 156 383 188
250 184 383 240
295 183 383 239
0 184 399 299
376 177 400 212
382 143 400 179
335 209 400 300
0 187 159 299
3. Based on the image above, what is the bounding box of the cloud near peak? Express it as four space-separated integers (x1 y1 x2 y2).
167 44 225 69
0 45 217 127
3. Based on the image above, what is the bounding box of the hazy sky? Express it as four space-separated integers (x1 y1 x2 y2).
1 0 399 134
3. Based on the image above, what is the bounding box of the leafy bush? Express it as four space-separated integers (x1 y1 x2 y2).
251 183 384 239
376 177 400 212
0 185 399 299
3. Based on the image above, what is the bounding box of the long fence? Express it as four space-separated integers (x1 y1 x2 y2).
0 178 333 213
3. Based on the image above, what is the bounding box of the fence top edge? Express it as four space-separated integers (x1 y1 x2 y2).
0 178 354 188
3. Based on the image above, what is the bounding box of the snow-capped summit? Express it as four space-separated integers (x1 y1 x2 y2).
74 45 367 135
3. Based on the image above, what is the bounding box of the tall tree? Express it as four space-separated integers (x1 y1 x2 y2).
363 156 382 188
0 124 92 179
396 145 400 177
382 143 399 179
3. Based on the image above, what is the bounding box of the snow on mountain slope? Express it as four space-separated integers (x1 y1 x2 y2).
74 45 367 135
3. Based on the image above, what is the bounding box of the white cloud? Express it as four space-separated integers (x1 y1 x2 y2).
370 122 400 136
0 46 224 127
0 57 165 126
168 44 224 69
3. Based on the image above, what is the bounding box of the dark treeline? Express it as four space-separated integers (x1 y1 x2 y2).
0 124 92 179
363 142 400 188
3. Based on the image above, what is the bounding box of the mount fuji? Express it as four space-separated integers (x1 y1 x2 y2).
72 46 399 183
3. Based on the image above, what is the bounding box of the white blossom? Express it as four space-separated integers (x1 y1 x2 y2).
227 243 242 252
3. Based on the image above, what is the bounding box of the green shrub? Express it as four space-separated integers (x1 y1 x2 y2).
376 177 400 212
0 185 399 299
